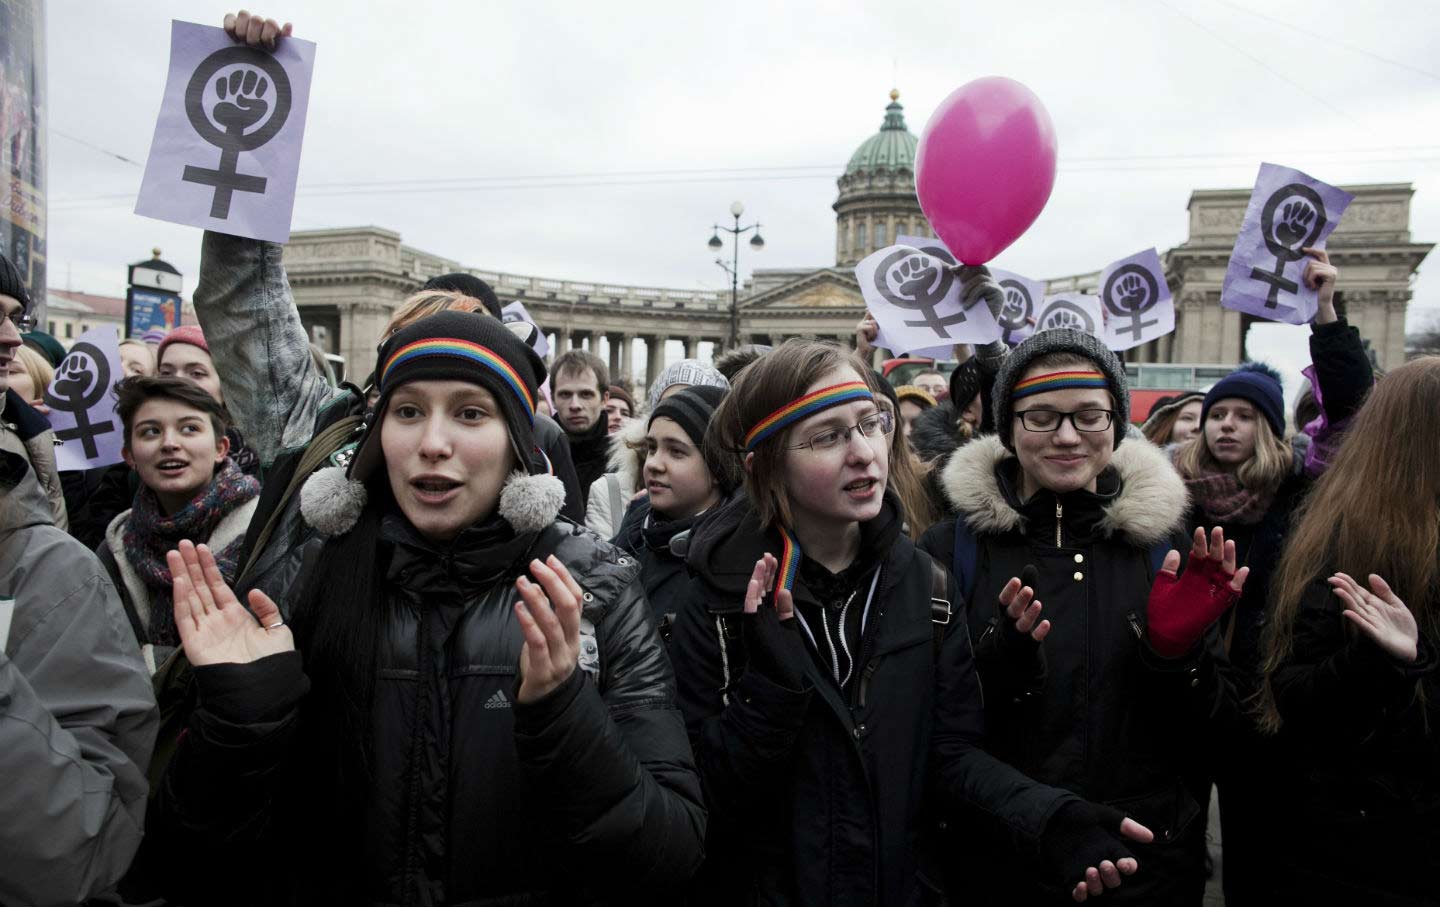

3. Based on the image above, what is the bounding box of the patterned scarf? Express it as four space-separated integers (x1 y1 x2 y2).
121 458 260 644
1184 467 1276 527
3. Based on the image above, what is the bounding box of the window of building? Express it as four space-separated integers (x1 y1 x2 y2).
65 322 73 339
48 320 55 335
857 223 868 251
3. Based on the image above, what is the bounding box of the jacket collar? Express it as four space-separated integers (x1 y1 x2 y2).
940 433 1188 547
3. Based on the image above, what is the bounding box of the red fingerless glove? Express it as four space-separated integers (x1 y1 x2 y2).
1146 556 1239 658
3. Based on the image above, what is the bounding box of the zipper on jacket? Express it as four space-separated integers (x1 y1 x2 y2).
1055 499 1064 548
976 616 999 648
856 659 880 708
1126 611 1143 640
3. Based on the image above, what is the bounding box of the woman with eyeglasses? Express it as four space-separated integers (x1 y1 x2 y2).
671 338 1156 906
919 329 1248 904
0 256 68 530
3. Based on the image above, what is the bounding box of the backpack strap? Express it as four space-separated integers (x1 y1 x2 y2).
1148 539 1170 579
238 413 364 582
950 514 980 604
928 556 952 661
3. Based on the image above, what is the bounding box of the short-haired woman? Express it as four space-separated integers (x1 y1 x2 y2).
96 376 260 673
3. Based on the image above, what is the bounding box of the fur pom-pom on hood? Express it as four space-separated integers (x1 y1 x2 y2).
606 417 649 498
300 467 566 537
940 434 1188 546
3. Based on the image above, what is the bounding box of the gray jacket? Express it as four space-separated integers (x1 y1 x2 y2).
0 449 158 906
192 231 332 467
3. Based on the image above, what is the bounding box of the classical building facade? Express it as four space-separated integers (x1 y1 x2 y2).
284 91 1431 389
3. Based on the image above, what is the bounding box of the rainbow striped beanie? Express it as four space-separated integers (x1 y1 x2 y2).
992 328 1129 451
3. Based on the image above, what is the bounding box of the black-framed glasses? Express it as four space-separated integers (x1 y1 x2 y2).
787 410 893 453
1016 409 1114 433
3 310 36 333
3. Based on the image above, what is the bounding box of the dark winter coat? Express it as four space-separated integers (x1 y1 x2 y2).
671 494 1079 907
1269 578 1440 905
919 435 1231 904
613 496 699 634
566 414 612 510
147 509 706 906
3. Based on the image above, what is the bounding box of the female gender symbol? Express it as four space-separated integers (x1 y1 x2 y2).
180 46 292 219
997 278 1034 345
1251 183 1326 309
1101 264 1161 341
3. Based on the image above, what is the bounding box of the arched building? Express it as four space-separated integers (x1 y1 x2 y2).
284 91 1430 390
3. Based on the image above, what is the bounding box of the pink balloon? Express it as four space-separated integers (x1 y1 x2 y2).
915 77 1058 266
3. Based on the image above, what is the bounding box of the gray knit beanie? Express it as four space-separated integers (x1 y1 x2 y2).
992 328 1129 451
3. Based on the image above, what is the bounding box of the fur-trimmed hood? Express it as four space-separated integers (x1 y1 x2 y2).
910 401 969 468
607 416 648 498
939 433 1188 546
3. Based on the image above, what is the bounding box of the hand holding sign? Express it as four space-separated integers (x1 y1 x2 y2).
136 18 315 243
857 243 1002 356
1221 163 1354 325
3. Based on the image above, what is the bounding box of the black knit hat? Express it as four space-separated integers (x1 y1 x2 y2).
349 311 547 481
650 385 735 492
1201 362 1285 438
992 328 1130 451
949 359 982 408
0 252 32 311
423 273 503 318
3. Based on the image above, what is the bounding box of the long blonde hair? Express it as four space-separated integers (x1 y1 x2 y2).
1258 357 1440 732
1173 403 1291 494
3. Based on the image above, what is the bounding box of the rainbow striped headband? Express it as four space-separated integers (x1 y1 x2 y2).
1012 370 1108 401
380 337 536 423
774 526 801 598
744 381 874 451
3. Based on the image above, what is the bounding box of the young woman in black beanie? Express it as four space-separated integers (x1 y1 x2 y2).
143 311 704 905
671 338 1155 906
613 384 735 632
920 327 1250 904
1170 249 1375 904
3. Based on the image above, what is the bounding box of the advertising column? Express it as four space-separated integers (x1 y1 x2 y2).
0 0 46 322
126 249 184 340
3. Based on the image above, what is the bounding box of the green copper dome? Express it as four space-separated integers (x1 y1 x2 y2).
844 89 918 176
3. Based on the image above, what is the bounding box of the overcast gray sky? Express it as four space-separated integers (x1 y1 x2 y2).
44 0 1440 393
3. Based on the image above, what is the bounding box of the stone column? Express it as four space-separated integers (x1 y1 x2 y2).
558 326 572 352
683 337 697 359
619 333 635 387
645 335 667 388
607 332 622 381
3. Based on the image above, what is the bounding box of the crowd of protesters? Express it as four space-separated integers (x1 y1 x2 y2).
1 11 1438 907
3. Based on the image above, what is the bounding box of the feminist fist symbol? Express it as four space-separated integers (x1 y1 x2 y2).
42 342 115 460
892 256 939 299
1274 201 1315 247
213 68 271 132
52 356 94 401
1117 273 1148 310
1046 309 1082 330
1002 287 1027 320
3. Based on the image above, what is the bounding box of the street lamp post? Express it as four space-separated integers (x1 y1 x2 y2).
707 200 764 349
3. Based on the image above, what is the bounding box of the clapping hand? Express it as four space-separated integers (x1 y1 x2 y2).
170 540 293 666
1331 572 1418 663
514 555 584 704
1146 527 1250 658
999 565 1051 643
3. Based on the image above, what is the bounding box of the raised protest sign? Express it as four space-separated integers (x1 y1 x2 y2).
1099 247 1174 351
43 328 125 472
856 243 1001 356
136 20 316 243
1035 293 1103 336
1221 163 1354 325
501 301 551 359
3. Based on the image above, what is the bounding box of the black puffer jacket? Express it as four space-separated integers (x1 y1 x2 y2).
148 511 705 905
671 494 1079 907
613 496 700 633
1269 578 1440 905
920 435 1232 904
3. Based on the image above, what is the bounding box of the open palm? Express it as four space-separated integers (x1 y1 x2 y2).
1331 572 1418 663
170 540 294 666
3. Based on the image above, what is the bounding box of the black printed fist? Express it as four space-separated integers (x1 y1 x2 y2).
1002 287 1027 321
213 68 270 132
892 256 939 299
1275 201 1315 247
1117 273 1148 311
52 356 94 400
1045 309 1081 330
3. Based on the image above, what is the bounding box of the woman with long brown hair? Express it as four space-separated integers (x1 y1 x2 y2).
1258 356 1440 904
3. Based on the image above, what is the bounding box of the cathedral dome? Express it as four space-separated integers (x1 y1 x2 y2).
844 89 918 176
